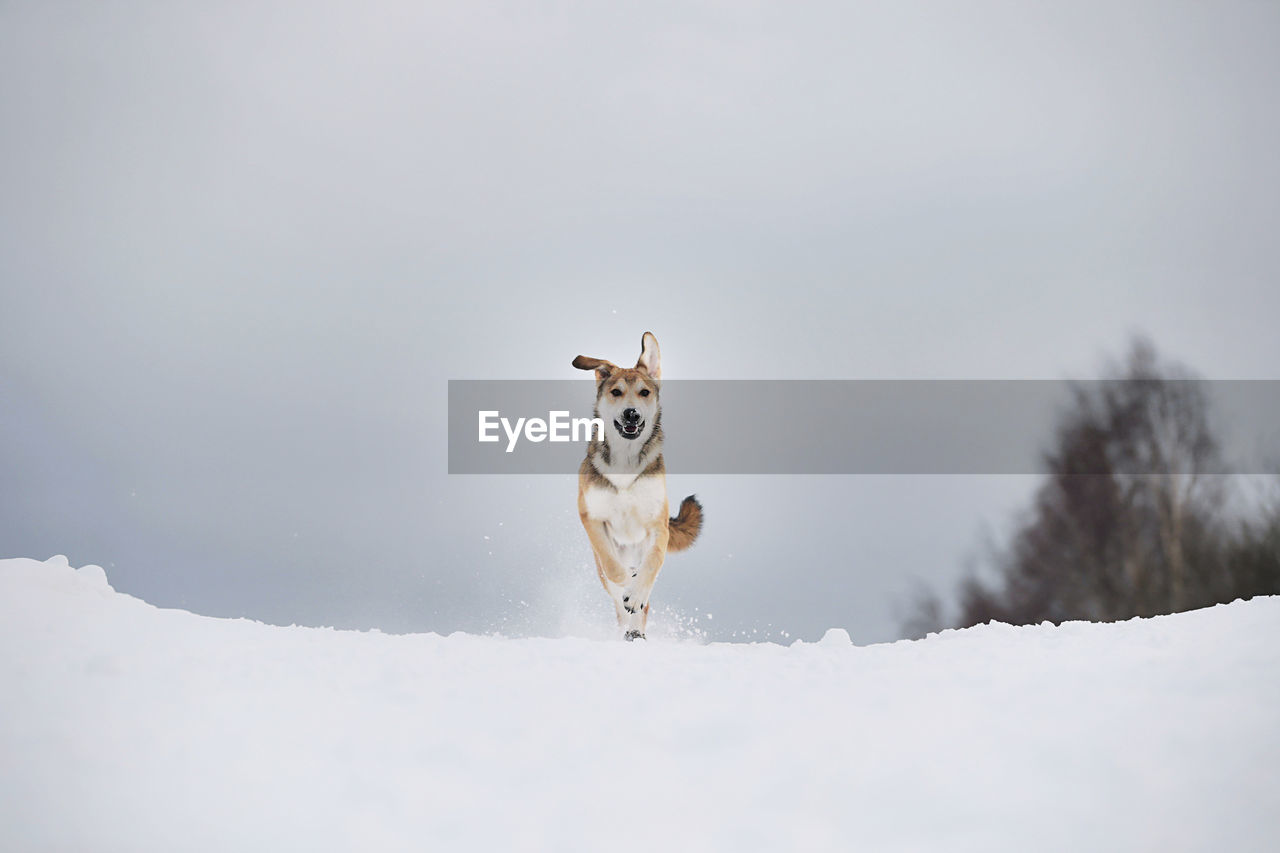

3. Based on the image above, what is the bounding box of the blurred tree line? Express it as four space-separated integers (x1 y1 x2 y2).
903 338 1280 638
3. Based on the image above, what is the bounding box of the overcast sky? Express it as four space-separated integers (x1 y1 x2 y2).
2 1 1278 643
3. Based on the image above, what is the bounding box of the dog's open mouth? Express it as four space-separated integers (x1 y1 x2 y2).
614 419 645 439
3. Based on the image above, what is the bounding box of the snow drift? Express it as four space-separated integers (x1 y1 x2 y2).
1 556 1276 852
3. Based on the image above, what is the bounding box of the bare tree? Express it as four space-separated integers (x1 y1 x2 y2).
901 337 1280 637
1223 476 1280 602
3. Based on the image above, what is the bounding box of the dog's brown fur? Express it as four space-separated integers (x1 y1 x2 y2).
573 332 702 639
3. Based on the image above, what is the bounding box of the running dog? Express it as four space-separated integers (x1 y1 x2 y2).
572 332 703 640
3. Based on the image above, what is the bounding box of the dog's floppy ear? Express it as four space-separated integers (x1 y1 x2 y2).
572 355 616 383
635 331 661 380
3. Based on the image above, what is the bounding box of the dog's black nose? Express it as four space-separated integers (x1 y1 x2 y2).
622 407 640 424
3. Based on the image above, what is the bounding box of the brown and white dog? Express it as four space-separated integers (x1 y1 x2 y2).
573 332 703 640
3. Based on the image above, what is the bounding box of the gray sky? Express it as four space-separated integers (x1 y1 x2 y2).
2 1 1278 643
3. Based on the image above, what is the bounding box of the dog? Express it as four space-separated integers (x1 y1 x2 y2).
572 332 703 640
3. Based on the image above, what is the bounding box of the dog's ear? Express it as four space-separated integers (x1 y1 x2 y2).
635 331 661 380
572 355 616 383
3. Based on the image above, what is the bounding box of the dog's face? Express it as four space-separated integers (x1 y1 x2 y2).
572 332 661 443
595 368 659 441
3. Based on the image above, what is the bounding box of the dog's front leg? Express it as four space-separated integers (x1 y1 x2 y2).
580 517 630 587
618 542 665 639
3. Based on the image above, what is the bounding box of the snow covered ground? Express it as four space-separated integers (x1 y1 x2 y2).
1 556 1276 852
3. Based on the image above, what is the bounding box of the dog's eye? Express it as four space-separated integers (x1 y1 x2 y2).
610 388 623 397
639 389 650 397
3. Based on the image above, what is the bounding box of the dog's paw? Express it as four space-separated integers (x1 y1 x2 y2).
624 630 646 641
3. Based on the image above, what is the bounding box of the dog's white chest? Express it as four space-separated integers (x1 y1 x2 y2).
583 477 666 545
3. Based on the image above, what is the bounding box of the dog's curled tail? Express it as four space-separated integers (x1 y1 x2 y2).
667 495 703 553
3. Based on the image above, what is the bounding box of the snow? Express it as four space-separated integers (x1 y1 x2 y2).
2 556 1277 852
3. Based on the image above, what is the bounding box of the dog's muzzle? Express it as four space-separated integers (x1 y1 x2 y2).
615 408 644 440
